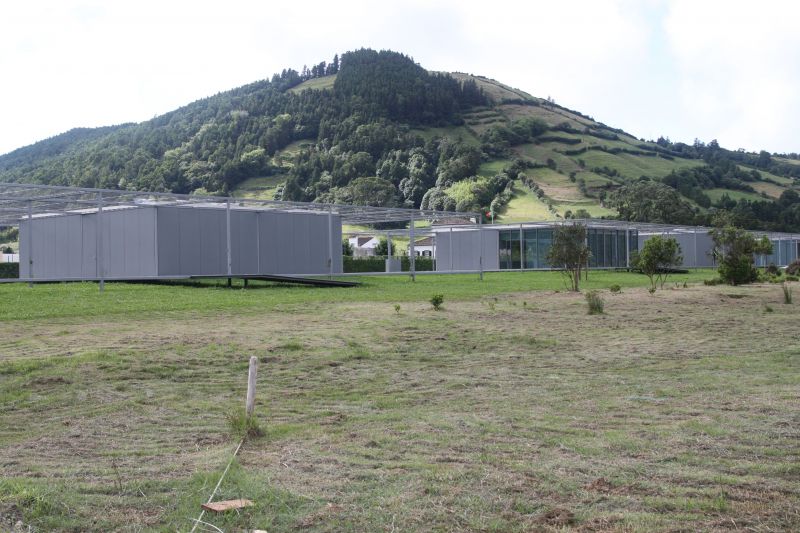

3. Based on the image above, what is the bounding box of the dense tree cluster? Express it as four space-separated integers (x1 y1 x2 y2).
0 49 486 199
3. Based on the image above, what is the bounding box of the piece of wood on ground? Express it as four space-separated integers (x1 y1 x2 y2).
201 499 254 512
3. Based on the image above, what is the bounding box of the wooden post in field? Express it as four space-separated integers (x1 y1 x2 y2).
246 356 258 417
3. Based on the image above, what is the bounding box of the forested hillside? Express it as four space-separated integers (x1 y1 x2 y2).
1 48 799 231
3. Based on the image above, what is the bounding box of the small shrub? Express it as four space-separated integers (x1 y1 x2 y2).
765 263 780 276
609 284 621 293
585 291 604 314
786 275 799 282
430 294 444 311
704 278 722 286
786 260 800 276
487 300 496 311
782 283 793 304
394 304 401 314
683 281 688 288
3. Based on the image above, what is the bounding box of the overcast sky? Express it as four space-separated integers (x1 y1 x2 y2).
1 0 798 156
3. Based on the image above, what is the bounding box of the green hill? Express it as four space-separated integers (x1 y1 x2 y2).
1 48 798 231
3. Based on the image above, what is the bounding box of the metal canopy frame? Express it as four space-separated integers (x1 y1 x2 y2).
0 182 478 226
429 218 800 241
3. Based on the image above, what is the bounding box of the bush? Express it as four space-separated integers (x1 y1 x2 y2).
703 278 722 286
430 294 444 311
765 263 780 276
609 284 621 293
585 291 604 314
786 260 800 276
783 283 793 304
786 275 799 282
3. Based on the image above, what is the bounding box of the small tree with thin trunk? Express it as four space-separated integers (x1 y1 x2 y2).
546 223 590 292
631 236 683 290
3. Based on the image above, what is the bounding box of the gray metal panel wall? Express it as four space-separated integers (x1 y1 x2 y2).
101 207 158 278
157 206 341 276
231 210 259 274
157 206 227 276
21 214 92 278
435 229 500 271
257 211 342 275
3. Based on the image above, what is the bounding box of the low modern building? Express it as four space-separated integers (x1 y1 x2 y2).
432 220 800 272
2 182 471 283
19 204 343 279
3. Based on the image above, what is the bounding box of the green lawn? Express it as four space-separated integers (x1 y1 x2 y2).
2 272 799 532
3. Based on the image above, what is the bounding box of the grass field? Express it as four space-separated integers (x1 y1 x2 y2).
231 175 285 200
499 181 554 221
705 188 766 203
287 75 337 94
2 271 799 532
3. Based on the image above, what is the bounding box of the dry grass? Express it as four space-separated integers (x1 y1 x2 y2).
1 280 799 531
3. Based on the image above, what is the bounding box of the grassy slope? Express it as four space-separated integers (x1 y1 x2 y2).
287 74 337 94
235 72 795 216
2 274 799 532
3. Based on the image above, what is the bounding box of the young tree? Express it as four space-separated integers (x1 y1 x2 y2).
342 240 353 257
631 236 683 290
546 223 590 292
710 214 773 285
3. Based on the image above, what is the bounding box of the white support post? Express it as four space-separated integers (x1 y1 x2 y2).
97 193 105 293
478 217 484 280
409 212 416 282
519 223 524 270
327 206 334 278
226 199 232 283
245 356 258 417
27 200 33 287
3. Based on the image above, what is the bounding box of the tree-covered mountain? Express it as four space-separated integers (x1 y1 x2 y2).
1 48 799 231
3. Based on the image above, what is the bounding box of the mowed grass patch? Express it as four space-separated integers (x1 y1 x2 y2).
2 278 799 531
498 180 554 221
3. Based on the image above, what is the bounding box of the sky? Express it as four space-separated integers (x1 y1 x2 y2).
1 0 798 156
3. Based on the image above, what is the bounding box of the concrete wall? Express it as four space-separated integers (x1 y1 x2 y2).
638 231 716 268
20 207 158 279
434 228 500 271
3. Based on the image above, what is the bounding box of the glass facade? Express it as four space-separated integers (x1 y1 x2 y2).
499 226 637 270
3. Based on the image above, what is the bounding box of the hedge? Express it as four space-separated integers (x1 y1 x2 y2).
0 263 19 278
343 256 435 273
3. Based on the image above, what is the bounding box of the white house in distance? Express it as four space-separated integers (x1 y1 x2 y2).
348 235 380 257
410 236 435 258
